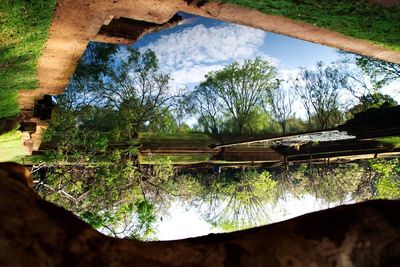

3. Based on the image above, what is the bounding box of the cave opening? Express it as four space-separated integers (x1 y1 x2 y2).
10 12 400 241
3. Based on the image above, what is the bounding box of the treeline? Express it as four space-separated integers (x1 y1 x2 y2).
48 42 399 141
33 155 400 238
35 42 400 239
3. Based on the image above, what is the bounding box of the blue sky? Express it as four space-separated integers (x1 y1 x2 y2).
123 12 399 120
127 14 348 239
130 12 340 91
116 13 398 240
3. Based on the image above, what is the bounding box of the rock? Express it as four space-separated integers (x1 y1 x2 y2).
0 163 399 266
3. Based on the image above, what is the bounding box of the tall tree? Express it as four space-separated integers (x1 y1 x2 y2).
98 48 175 138
294 62 345 130
66 45 176 139
189 86 223 136
193 58 279 134
264 84 294 135
183 170 278 230
355 55 400 89
338 53 399 115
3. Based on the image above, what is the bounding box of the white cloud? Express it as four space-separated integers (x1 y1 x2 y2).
278 68 300 82
141 23 267 71
170 64 225 89
135 22 275 91
115 21 285 94
382 80 400 102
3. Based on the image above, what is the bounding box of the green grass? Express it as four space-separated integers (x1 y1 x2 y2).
140 154 213 164
138 132 214 141
0 0 56 118
376 136 400 150
217 0 400 51
0 129 25 162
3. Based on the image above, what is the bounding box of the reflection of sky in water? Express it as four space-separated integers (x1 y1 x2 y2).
157 194 346 240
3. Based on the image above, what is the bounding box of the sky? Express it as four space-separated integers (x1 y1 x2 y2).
131 12 339 91
117 12 398 240
156 195 339 241
127 12 399 121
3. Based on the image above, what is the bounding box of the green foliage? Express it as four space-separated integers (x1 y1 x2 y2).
370 159 400 199
35 97 168 239
65 45 175 139
294 61 346 130
355 55 400 88
285 116 308 134
34 148 161 238
191 58 279 135
140 154 212 165
215 0 400 51
184 170 278 230
132 200 157 239
376 176 400 199
0 129 24 162
376 136 400 150
289 163 375 203
0 0 56 118
347 93 398 117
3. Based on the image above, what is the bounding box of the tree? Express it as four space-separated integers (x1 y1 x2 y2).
66 45 176 139
370 159 400 200
3 166 399 267
193 58 279 134
294 62 345 130
97 48 175 138
36 100 177 240
33 44 183 239
189 85 223 136
33 144 174 240
355 55 400 89
264 85 294 135
346 92 398 117
338 52 399 113
182 170 279 230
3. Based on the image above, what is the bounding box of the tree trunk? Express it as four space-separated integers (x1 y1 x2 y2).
281 122 287 135
0 163 399 267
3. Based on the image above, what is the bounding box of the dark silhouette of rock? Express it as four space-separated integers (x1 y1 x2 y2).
185 0 208 7
96 14 183 46
0 163 399 266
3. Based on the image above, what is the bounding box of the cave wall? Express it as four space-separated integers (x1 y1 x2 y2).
0 163 399 266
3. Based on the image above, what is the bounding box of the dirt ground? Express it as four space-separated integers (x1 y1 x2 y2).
18 0 400 154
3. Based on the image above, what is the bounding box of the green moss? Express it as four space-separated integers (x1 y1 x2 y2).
0 130 24 162
140 154 212 164
215 0 400 51
138 132 214 141
376 136 400 150
0 0 56 118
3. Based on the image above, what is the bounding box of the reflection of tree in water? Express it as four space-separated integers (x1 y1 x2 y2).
33 136 400 238
183 170 278 230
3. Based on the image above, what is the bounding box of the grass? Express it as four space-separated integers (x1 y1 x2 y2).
376 136 400 150
0 129 25 162
0 0 56 119
138 132 214 142
140 154 213 164
217 0 400 51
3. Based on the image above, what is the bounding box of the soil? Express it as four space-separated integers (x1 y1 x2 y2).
17 0 400 154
